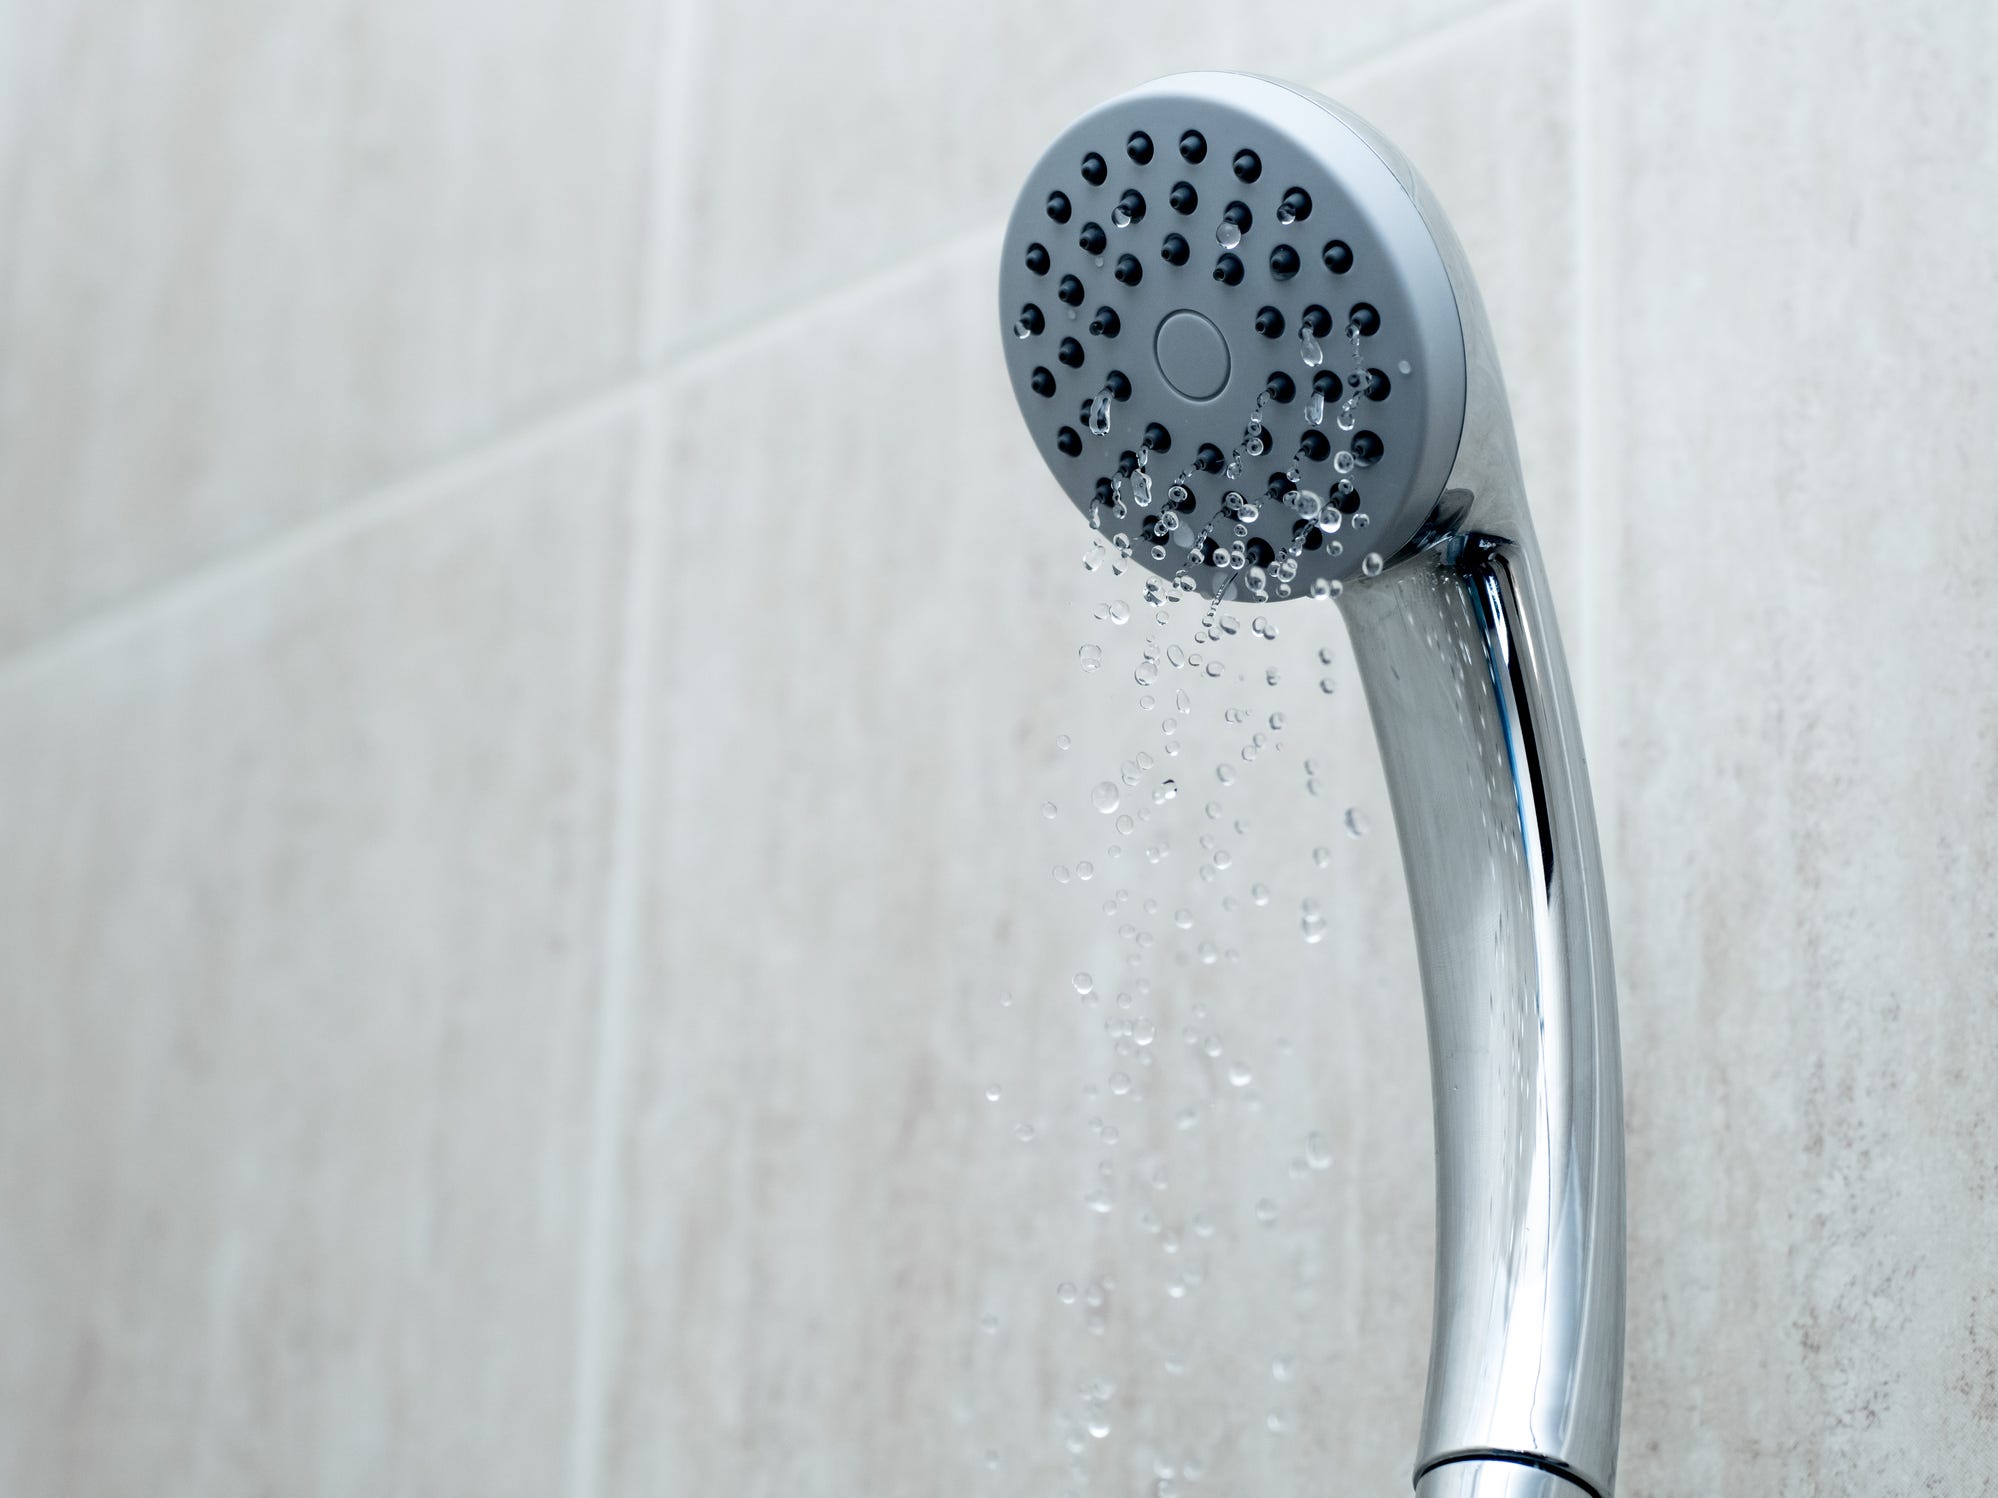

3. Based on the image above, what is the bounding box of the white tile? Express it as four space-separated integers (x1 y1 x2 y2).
0 0 662 650
648 0 1503 350
1593 0 1998 1491
0 414 639 1496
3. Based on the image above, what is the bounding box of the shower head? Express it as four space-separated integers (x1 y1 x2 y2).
999 71 1505 597
999 75 1626 1498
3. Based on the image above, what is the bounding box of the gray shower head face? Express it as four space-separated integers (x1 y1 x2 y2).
1000 73 1469 594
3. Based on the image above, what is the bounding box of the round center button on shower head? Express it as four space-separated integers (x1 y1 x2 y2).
1153 309 1230 400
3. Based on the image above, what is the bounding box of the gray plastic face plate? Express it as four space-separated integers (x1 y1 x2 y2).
999 73 1468 594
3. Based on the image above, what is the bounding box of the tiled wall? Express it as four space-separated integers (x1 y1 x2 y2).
3 1 1994 1494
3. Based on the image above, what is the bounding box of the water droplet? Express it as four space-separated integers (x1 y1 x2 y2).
1216 218 1242 249
1305 1132 1334 1169
1155 778 1178 802
1087 1412 1112 1439
1056 733 1072 751
1398 359 1413 374
1073 971 1095 994
1107 600 1130 625
1318 676 1337 694
1344 806 1370 838
1360 551 1384 577
1113 204 1134 229
1255 1197 1279 1225
1089 389 1113 437
1053 864 1071 883
1013 317 1034 339
1078 643 1103 672
1014 1122 1036 1143
1299 326 1324 367
1057 1281 1078 1303
1332 450 1355 474
1228 1061 1254 1086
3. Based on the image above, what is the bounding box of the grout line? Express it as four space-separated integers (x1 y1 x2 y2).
658 221 1003 379
562 385 667 1498
560 3 689 1489
636 0 707 359
0 379 650 690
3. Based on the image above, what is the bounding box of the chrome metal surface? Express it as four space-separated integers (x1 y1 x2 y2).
1340 447 1624 1495
1325 86 1627 1491
1414 1457 1598 1497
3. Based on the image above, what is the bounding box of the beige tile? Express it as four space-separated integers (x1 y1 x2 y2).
598 11 1580 1491
1594 1 1998 1492
0 0 661 650
649 0 1502 350
0 414 638 1496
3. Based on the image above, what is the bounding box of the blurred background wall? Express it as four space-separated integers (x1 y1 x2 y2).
3 0 1995 1494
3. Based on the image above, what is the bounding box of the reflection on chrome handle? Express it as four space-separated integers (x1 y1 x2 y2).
1342 512 1624 1497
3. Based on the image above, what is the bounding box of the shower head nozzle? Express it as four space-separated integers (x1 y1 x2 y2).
1000 73 1483 596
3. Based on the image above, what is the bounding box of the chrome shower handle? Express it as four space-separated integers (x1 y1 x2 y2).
1343 496 1624 1496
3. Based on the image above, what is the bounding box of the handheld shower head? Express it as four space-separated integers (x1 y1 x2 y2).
999 73 1506 597
1000 75 1626 1498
